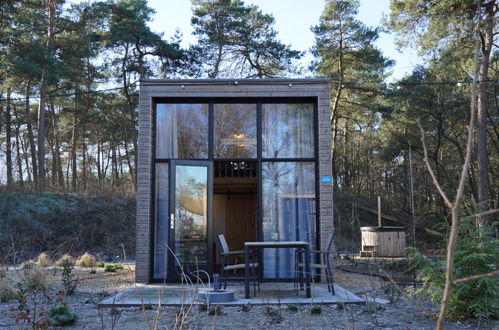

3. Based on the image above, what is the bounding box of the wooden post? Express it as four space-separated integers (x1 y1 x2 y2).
378 196 382 227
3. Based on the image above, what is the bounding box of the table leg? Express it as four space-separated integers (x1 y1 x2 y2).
244 246 250 299
304 245 311 298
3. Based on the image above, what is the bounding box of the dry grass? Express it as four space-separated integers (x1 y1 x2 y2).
35 252 52 267
20 259 35 270
56 254 75 267
0 283 16 302
76 252 97 268
20 266 50 292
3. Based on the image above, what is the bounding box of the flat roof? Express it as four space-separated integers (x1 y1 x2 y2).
141 78 330 86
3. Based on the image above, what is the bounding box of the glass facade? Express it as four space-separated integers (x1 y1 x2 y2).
174 165 208 265
156 104 209 159
214 104 257 158
154 101 317 280
262 104 314 158
261 162 316 278
153 163 169 279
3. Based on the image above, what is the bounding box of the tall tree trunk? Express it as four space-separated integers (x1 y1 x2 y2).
330 18 344 189
5 88 13 185
124 139 136 188
121 48 137 188
476 3 494 227
97 137 102 183
71 95 78 191
25 80 38 183
20 131 32 183
37 0 56 189
13 104 24 185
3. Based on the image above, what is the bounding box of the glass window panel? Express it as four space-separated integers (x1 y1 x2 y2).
262 162 316 279
262 104 314 158
175 165 208 264
156 104 208 159
214 104 257 158
154 163 169 279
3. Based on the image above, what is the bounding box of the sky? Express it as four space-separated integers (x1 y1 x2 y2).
146 0 422 81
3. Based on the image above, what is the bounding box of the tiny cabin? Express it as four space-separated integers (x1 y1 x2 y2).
135 79 333 283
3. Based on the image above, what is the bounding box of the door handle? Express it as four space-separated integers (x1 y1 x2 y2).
170 213 175 229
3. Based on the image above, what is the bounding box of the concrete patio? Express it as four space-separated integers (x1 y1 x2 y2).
99 282 365 307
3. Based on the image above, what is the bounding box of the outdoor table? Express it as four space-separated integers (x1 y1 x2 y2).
244 241 311 299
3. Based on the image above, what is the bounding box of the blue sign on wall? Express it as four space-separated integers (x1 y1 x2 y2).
321 176 332 183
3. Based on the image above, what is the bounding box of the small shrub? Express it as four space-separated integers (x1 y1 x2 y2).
56 254 75 267
96 261 105 268
287 304 298 312
0 283 16 302
104 264 116 272
22 266 50 292
241 303 251 312
310 306 322 315
264 307 284 325
198 303 208 311
0 263 6 278
20 259 35 270
61 260 79 295
112 262 124 270
208 305 222 316
264 307 278 317
35 252 52 267
48 304 78 326
408 221 499 321
142 304 154 311
76 252 97 268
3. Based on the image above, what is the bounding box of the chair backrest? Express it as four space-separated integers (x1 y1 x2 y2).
217 234 230 254
325 233 334 252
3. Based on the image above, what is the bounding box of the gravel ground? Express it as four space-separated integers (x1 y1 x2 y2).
0 263 497 329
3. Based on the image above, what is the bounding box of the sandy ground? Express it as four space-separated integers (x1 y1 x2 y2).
0 263 497 329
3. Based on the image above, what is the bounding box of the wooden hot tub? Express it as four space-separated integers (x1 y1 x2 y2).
360 226 406 257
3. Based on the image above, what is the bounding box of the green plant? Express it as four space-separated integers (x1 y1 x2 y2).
198 303 208 311
112 262 124 270
48 304 77 326
104 264 116 272
287 304 298 312
408 221 499 321
96 261 105 268
12 290 65 329
61 260 78 295
310 306 322 315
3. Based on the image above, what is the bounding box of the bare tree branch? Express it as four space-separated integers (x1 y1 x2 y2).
452 270 499 285
460 208 499 221
416 119 452 208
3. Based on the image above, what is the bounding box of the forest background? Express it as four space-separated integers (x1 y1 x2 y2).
0 0 497 259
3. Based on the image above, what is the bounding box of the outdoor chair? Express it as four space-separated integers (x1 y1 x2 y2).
216 234 259 294
294 233 335 295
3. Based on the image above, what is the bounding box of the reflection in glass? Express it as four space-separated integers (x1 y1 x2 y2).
154 163 169 279
262 162 316 279
214 104 257 158
175 165 208 264
262 104 314 158
156 104 208 159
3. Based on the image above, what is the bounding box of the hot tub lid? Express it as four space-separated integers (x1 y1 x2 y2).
360 226 405 232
